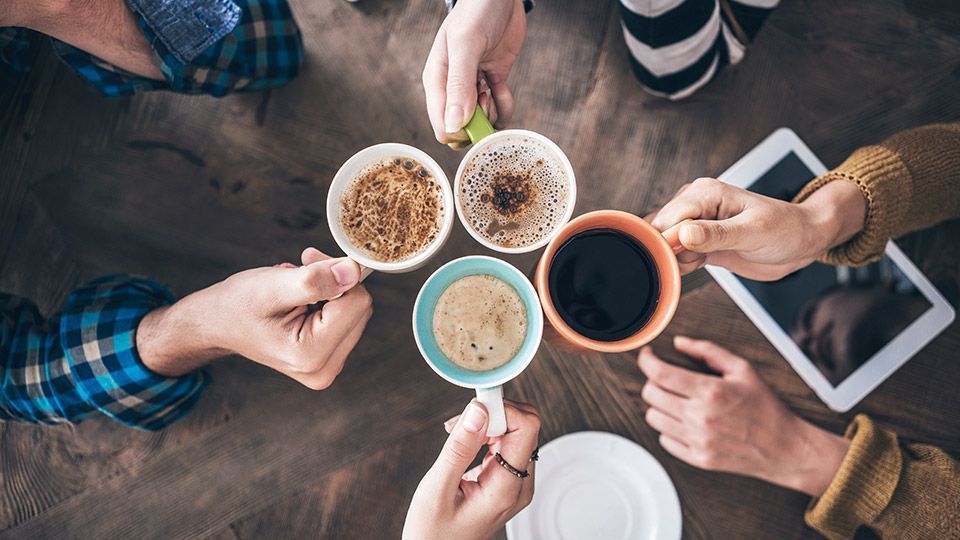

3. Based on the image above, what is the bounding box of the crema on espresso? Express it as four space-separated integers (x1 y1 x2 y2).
432 274 527 371
339 157 444 263
459 135 570 249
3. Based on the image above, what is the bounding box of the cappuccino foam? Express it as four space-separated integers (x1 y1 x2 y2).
433 274 527 371
339 157 444 263
460 135 570 248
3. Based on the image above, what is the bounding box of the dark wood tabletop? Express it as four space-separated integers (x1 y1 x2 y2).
1 0 959 538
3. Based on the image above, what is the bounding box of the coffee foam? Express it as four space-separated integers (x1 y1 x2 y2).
460 135 570 248
432 274 527 372
339 157 444 263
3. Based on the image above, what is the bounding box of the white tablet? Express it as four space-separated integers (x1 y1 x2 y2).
708 128 956 412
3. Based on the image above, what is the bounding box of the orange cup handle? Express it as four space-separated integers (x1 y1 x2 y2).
661 219 691 255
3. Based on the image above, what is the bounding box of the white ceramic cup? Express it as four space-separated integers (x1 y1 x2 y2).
326 143 455 281
454 128 577 254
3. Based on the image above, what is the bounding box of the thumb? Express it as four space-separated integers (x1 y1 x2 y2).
679 218 750 254
444 37 483 134
429 401 489 489
276 258 360 307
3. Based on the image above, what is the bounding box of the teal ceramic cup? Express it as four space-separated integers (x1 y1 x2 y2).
413 256 543 436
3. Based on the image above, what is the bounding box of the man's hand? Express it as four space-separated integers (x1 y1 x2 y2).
423 0 526 148
638 336 849 497
403 399 541 540
648 177 867 280
137 247 373 390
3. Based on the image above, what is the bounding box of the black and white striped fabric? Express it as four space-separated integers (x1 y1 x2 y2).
619 0 779 100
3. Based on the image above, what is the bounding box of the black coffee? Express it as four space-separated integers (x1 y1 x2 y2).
547 229 660 341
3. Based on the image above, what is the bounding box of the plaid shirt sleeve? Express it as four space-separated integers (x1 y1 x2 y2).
0 276 208 431
1 0 302 97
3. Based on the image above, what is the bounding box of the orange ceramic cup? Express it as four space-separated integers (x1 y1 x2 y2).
534 210 684 353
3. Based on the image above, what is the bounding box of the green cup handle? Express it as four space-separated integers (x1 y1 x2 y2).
463 106 496 145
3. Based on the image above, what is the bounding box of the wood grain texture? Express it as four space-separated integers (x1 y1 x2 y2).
1 0 958 538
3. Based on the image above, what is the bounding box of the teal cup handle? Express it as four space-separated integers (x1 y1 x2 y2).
412 256 544 437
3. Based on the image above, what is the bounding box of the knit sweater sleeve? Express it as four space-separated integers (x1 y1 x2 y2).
793 123 960 266
804 415 960 539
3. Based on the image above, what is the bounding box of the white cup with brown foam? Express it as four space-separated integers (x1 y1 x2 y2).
326 143 455 281
454 110 577 254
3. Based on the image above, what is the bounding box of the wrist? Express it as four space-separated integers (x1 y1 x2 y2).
137 295 228 377
1 0 68 28
798 179 867 257
779 418 851 497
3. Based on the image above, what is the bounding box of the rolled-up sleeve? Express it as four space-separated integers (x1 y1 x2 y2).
1 276 207 431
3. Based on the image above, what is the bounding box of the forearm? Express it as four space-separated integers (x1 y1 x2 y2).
795 122 960 266
775 418 851 498
1 277 207 429
10 0 162 80
805 415 960 539
138 293 229 377
797 178 867 260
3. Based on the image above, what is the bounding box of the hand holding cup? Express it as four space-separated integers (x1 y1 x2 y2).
402 399 541 540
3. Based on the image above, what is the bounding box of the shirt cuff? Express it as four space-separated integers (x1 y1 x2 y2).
792 145 910 267
804 415 903 539
59 275 208 431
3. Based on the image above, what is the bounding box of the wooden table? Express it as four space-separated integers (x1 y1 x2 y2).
1 1 958 538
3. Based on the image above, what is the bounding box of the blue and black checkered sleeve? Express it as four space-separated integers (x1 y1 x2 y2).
0 276 208 431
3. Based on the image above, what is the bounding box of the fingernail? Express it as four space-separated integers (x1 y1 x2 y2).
445 105 465 134
461 403 487 433
682 223 704 246
674 335 690 345
331 259 358 286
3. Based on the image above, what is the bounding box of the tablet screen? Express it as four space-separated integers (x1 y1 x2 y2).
737 152 933 386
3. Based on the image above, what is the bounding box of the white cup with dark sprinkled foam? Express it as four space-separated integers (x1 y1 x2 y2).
326 143 455 283
454 121 577 254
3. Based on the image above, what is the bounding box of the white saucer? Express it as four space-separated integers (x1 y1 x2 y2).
505 431 682 540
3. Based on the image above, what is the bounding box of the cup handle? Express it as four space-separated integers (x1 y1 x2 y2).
329 262 374 300
463 106 496 145
661 219 692 255
475 385 507 437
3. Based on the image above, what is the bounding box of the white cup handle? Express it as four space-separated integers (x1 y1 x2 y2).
358 264 374 282
476 386 507 437
329 262 373 300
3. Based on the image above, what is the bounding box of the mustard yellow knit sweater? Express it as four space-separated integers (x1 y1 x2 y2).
794 123 960 539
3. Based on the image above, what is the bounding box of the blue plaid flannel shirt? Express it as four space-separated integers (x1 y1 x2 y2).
0 0 302 97
0 276 208 431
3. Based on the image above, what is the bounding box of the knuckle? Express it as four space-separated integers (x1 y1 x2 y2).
644 361 663 381
703 384 724 405
692 177 718 189
697 451 719 470
644 407 659 428
523 411 542 432
446 438 475 463
302 371 336 391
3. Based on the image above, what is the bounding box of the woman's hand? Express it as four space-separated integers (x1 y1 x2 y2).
403 399 541 540
648 177 866 280
422 0 527 148
138 247 373 390
638 336 850 497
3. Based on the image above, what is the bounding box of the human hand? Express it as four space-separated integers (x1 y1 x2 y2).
403 399 541 540
6 0 163 79
423 0 526 148
648 177 866 280
138 247 373 390
638 336 849 497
